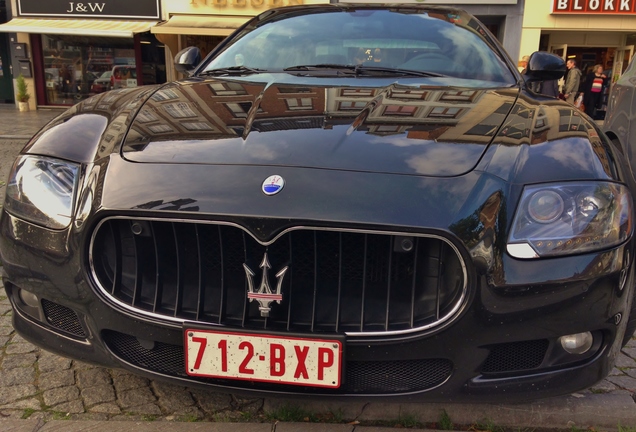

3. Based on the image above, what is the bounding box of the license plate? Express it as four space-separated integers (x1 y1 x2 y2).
185 329 342 388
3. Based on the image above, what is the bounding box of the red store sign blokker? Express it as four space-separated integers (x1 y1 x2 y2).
553 0 636 13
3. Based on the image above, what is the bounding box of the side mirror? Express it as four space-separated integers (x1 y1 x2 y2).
525 51 566 82
174 47 201 74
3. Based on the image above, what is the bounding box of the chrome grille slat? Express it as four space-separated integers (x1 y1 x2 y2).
385 239 392 331
410 239 419 328
195 225 203 321
217 225 225 325
360 234 368 332
151 222 161 313
90 218 467 336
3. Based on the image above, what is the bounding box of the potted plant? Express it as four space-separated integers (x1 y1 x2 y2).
16 74 30 112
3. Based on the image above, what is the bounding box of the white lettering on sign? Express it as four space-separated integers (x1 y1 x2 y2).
553 0 636 12
67 2 106 13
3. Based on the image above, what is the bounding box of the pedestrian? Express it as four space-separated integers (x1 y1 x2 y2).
519 55 530 73
582 64 608 118
564 59 582 105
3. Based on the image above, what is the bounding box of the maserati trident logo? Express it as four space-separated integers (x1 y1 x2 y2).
243 253 288 317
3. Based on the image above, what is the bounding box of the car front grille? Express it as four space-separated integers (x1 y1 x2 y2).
90 218 466 335
102 329 453 394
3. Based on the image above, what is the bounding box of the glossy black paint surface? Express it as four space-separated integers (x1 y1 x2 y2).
2 4 635 402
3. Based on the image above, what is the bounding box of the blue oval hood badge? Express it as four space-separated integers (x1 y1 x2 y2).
262 175 285 195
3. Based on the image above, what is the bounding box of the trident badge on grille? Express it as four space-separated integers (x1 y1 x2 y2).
243 253 288 317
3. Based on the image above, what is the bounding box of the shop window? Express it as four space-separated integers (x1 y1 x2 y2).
185 35 226 60
40 33 166 106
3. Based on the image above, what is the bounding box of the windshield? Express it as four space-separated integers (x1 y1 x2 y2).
202 8 516 84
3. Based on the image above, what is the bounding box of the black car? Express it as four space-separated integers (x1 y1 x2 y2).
1 4 635 402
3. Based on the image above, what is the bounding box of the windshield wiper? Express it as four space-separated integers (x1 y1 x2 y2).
284 64 357 72
353 66 447 78
199 66 265 76
284 64 446 77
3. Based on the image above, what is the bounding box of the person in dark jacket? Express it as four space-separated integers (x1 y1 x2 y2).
582 64 608 118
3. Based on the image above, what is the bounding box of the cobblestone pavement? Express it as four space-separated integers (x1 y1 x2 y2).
0 287 268 423
0 283 635 425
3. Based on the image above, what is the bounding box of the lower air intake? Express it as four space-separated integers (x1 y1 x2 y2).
103 330 452 395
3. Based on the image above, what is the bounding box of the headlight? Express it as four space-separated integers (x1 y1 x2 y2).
508 182 632 259
4 155 80 230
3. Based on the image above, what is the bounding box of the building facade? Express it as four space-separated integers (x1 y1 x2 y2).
0 0 526 108
521 0 636 82
0 0 12 103
342 0 525 66
0 0 166 108
154 0 327 82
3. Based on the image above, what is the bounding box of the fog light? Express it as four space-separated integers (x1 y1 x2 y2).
18 289 40 308
559 332 593 354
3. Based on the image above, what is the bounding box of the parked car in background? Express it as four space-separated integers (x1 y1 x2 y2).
90 70 112 94
603 58 636 173
110 65 137 90
2 4 635 403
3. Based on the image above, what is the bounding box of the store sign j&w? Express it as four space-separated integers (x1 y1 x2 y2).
553 0 636 13
17 0 161 19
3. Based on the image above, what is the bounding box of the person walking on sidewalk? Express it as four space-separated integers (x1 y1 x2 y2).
564 59 582 105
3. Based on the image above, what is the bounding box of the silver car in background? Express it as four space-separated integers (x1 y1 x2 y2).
603 58 636 174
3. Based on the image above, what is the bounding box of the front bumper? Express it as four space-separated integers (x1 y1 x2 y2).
1 207 630 402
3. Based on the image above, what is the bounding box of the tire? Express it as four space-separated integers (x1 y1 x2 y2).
622 265 636 347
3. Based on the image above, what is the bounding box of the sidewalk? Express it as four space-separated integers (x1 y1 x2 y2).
0 103 635 431
0 104 63 139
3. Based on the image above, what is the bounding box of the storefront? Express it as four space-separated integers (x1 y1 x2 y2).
0 0 167 108
340 0 525 65
153 0 329 82
520 0 636 83
0 0 12 103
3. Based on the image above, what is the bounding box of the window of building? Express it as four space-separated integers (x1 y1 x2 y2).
285 98 313 111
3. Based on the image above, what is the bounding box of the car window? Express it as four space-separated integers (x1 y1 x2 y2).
202 8 515 84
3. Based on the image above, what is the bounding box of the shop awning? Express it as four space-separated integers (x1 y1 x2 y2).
0 18 157 38
151 15 249 37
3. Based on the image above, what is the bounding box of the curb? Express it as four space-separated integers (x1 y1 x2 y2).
264 393 636 430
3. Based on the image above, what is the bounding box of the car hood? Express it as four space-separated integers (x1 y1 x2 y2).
121 76 520 176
